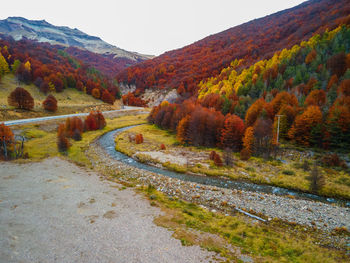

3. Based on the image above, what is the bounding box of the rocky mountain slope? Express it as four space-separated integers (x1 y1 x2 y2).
0 17 153 61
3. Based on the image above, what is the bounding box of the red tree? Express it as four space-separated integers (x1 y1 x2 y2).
101 90 115 104
220 114 245 150
43 95 57 112
8 87 34 110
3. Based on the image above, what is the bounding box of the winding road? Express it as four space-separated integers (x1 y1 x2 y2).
2 106 145 126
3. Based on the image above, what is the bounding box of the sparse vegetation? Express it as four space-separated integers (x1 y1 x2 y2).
140 185 348 263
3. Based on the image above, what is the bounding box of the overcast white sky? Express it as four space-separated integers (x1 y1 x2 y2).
0 0 305 56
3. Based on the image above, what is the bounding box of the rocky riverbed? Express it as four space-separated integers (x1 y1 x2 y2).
88 140 350 235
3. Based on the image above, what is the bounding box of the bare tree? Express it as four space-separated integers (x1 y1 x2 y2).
223 148 233 166
308 163 325 194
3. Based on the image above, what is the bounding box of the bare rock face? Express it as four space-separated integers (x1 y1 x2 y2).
0 17 153 61
119 83 137 95
142 88 179 107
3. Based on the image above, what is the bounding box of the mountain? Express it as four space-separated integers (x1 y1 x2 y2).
0 17 152 61
116 0 350 95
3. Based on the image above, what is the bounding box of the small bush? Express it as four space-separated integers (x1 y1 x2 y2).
43 94 57 112
84 111 106 131
135 134 144 144
301 160 310 171
72 129 82 141
282 170 295 175
57 124 70 152
213 153 223 167
240 148 251 160
101 90 115 104
308 163 325 194
209 151 217 160
0 123 14 160
322 153 347 168
91 88 101 99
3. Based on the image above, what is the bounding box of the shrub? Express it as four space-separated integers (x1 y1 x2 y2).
91 88 101 99
65 117 83 137
84 111 106 131
223 148 233 166
282 170 295 175
209 151 217 160
213 153 223 167
301 160 310 171
308 163 325 194
0 123 14 160
160 144 166 150
101 90 115 104
135 134 144 144
57 123 70 152
43 94 57 112
8 87 34 110
240 148 251 160
322 154 347 168
72 129 82 141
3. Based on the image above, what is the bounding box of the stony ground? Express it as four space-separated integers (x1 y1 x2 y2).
90 140 350 233
0 158 220 263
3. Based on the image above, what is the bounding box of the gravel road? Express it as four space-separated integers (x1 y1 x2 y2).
3 106 145 126
0 158 218 263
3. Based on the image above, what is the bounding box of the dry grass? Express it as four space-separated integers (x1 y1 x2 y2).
0 74 119 121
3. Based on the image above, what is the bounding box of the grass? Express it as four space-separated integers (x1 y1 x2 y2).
115 124 350 200
140 185 348 263
0 74 119 121
20 113 148 166
9 112 349 262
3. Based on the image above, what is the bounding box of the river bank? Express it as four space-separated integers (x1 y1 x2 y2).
88 129 350 236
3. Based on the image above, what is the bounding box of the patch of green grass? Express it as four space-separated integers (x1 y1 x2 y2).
141 187 348 263
21 114 148 165
21 128 47 139
163 162 188 173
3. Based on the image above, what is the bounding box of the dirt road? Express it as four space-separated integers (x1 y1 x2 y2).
0 158 217 263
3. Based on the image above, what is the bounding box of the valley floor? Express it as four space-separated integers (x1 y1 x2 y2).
0 158 219 263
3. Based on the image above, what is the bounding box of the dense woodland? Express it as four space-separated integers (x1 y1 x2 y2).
0 35 120 104
149 25 350 157
65 46 143 78
117 0 350 96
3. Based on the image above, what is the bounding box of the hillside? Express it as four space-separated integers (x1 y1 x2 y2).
0 17 153 76
117 0 350 95
0 75 119 121
149 24 350 155
0 35 122 118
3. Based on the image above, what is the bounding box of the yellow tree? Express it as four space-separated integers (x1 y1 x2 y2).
0 53 9 76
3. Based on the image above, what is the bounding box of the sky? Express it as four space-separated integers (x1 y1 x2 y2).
0 0 306 56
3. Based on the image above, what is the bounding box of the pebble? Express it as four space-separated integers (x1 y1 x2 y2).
89 141 350 233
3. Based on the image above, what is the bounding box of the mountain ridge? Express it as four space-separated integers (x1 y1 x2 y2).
116 0 350 95
0 16 153 61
